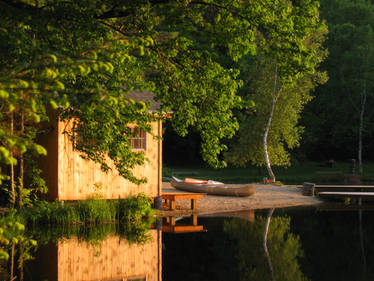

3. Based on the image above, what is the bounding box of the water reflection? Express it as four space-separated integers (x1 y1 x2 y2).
263 208 275 281
162 215 207 233
3 206 374 281
1 228 162 281
32 230 161 281
224 210 306 281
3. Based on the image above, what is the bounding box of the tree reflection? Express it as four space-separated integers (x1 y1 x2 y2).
358 202 367 280
264 208 275 281
224 210 308 281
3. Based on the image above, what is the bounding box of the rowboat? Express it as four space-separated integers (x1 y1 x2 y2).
170 177 254 197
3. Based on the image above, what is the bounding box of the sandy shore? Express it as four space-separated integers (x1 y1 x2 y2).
160 182 322 216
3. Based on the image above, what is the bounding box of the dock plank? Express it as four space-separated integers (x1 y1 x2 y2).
318 191 374 198
316 185 374 189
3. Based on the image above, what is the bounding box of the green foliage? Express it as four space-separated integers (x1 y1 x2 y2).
0 211 37 261
114 194 155 244
227 56 327 167
226 2 328 170
115 193 154 224
18 194 155 245
75 199 116 224
23 201 80 225
0 0 333 200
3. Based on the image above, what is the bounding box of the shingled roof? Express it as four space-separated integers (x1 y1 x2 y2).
127 90 161 112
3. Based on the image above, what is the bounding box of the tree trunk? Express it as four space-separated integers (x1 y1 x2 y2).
358 81 366 174
19 111 24 208
10 112 16 206
10 243 15 281
264 65 278 183
263 208 275 281
19 243 24 281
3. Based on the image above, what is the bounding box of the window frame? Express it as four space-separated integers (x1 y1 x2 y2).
129 127 147 151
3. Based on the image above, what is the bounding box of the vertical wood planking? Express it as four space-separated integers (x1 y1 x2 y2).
50 119 161 200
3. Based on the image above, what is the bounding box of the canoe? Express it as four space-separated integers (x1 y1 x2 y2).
170 177 254 197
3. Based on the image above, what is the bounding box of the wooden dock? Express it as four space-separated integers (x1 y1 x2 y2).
315 185 374 190
301 183 374 199
318 191 374 198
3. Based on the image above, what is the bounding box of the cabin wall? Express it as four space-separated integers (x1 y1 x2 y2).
40 116 162 200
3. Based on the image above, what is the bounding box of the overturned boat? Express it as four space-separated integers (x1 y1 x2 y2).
170 177 254 197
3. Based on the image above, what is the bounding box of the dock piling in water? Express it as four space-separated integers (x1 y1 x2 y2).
302 182 316 196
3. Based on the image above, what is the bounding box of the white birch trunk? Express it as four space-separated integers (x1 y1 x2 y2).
264 65 278 183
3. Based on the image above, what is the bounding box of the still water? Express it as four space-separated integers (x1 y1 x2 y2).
1 205 373 281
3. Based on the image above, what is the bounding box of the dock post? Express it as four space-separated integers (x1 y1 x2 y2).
302 182 315 196
154 196 163 210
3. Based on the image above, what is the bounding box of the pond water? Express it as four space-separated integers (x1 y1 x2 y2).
1 205 373 281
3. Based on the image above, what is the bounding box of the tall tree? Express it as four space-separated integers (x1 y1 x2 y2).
226 1 328 182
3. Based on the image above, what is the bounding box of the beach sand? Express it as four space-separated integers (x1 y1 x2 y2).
160 182 321 216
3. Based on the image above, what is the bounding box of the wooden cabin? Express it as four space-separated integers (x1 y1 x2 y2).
26 230 162 281
38 90 163 201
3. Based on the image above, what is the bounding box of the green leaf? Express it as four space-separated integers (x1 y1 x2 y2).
0 90 9 99
33 144 47 156
48 54 58 63
50 100 58 109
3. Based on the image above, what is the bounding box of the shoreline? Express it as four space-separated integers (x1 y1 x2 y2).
160 182 322 216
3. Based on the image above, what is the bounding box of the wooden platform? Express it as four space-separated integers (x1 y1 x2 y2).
162 192 206 210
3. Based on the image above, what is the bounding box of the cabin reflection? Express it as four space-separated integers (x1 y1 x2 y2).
25 230 162 281
2 216 212 280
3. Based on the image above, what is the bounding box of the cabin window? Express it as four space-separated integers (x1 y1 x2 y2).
129 127 146 150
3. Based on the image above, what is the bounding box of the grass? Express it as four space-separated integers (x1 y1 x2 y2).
0 194 157 256
163 161 374 185
20 193 155 226
14 193 156 244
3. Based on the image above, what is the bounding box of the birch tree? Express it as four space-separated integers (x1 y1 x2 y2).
226 17 328 182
